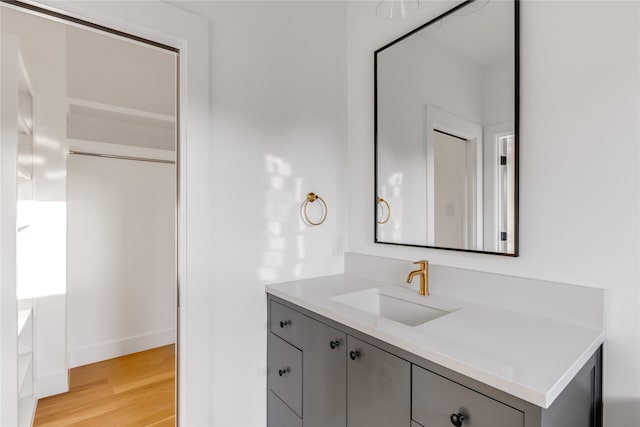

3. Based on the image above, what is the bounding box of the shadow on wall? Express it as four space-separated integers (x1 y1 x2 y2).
605 399 640 426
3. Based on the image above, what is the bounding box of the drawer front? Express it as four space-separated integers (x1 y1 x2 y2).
270 300 305 348
268 333 303 417
268 390 302 427
412 365 524 427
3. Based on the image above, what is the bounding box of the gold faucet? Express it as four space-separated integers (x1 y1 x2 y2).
407 260 429 296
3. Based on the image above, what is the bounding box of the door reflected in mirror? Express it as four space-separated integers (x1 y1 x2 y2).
375 0 519 255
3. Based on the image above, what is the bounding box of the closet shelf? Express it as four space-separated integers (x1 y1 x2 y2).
18 353 32 393
17 115 32 136
17 308 32 336
17 170 32 181
67 97 176 123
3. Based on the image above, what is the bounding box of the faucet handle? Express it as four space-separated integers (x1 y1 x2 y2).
413 260 428 268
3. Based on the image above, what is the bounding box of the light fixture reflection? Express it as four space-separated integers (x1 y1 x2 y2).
376 0 419 20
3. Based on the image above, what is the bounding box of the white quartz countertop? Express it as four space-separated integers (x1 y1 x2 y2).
266 274 605 409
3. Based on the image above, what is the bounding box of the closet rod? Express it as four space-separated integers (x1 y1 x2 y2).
69 151 176 165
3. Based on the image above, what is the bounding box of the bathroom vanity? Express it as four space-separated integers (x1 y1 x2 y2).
265 260 604 427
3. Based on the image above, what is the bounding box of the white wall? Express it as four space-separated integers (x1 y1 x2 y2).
348 1 640 426
168 1 347 425
483 59 515 126
66 154 176 367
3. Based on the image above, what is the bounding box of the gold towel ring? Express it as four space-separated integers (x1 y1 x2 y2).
303 192 327 226
377 197 390 224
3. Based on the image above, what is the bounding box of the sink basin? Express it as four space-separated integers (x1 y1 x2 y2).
331 287 453 326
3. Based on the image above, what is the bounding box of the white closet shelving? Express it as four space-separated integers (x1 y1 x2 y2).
66 97 176 154
16 57 36 427
67 97 175 123
18 308 34 397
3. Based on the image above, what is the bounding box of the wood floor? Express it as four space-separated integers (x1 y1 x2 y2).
33 345 175 427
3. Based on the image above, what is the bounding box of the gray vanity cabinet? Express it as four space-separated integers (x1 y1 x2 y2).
412 365 524 427
267 295 602 427
347 336 411 427
268 299 410 427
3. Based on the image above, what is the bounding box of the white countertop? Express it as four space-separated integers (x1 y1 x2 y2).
266 274 605 409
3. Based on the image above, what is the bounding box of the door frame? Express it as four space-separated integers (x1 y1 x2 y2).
0 1 212 425
424 105 483 250
1 34 22 427
483 121 515 253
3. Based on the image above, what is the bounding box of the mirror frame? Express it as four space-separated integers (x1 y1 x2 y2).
374 0 520 256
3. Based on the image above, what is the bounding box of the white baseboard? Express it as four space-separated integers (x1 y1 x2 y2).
68 329 176 368
37 370 69 399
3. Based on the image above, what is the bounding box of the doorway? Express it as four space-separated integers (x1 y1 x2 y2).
432 129 472 249
1 4 179 425
424 104 484 250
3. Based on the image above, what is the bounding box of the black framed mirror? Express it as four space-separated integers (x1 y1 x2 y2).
375 0 519 256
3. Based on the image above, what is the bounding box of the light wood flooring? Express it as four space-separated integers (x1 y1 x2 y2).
33 345 175 427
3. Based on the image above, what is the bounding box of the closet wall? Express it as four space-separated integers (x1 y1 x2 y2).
67 155 176 367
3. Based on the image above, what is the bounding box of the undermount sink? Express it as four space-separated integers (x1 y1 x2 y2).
331 287 453 327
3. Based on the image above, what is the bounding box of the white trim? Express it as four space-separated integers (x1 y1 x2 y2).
24 2 212 425
484 121 514 252
424 105 483 249
1 35 22 427
68 329 176 369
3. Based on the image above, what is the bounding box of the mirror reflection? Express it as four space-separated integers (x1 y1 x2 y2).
375 0 518 255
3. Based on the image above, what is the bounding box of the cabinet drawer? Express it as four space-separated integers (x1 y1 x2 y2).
268 333 302 417
270 300 305 348
268 390 302 427
412 365 524 427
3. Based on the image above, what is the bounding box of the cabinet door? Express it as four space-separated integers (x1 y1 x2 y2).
268 390 302 427
303 317 347 427
347 336 410 427
412 365 524 427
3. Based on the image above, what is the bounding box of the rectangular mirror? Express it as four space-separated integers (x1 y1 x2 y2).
375 0 519 256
